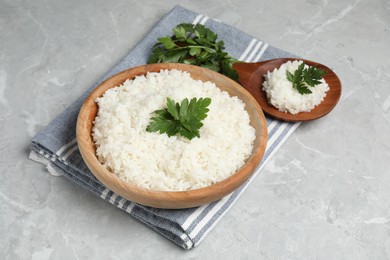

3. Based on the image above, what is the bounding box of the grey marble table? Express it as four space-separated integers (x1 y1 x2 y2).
1 0 389 259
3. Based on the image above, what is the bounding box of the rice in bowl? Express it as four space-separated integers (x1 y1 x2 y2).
92 69 256 191
262 60 329 114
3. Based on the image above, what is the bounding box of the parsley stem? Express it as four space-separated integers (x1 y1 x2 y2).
171 45 217 53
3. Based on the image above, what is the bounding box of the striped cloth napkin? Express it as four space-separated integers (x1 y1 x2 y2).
30 5 300 249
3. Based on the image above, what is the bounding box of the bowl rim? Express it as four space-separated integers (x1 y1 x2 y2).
76 63 268 209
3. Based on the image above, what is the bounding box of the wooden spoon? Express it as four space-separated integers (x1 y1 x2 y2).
233 58 342 122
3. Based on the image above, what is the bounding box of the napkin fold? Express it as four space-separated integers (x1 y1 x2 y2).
30 5 300 249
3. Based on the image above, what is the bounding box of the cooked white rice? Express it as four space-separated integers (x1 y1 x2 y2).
92 69 255 191
262 60 329 114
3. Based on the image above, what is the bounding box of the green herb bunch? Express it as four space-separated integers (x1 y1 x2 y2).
148 23 238 81
146 97 211 140
286 62 327 94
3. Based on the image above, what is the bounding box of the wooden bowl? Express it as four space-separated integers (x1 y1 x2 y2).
76 63 268 209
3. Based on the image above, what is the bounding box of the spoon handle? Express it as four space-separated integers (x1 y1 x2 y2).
232 61 269 106
233 61 267 83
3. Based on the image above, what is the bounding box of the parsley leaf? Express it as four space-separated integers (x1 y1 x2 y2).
157 36 177 49
148 23 238 81
146 97 211 140
303 66 327 87
286 62 327 94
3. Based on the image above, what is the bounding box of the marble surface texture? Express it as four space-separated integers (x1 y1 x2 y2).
1 0 390 259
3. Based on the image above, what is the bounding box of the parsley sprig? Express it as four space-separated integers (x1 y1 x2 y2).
286 62 327 94
146 97 211 140
148 23 238 81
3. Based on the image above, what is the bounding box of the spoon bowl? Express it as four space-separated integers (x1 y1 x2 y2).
233 58 342 122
